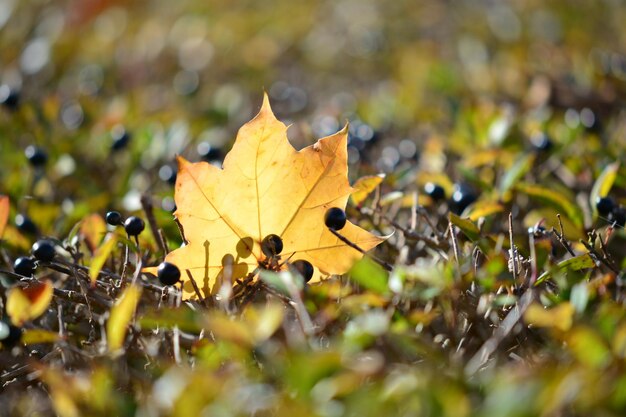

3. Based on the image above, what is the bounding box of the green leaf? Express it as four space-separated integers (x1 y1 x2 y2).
590 162 620 218
535 253 596 285
570 282 590 314
499 153 535 197
349 257 389 296
107 284 142 353
139 306 203 333
515 183 584 229
260 270 303 296
449 213 481 241
449 212 497 254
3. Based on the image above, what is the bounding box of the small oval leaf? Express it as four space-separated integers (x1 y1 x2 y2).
6 280 54 326
22 329 60 345
350 174 384 206
80 213 107 254
107 284 142 353
89 234 117 285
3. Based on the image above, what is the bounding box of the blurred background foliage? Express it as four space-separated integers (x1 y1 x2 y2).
1 0 626 416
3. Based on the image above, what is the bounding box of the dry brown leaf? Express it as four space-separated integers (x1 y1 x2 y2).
0 195 9 238
161 94 385 298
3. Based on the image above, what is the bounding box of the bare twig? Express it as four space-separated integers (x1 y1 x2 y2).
185 269 209 308
528 229 538 286
141 194 168 257
328 228 393 271
449 222 461 267
465 289 535 375
552 214 576 257
358 206 448 251
509 213 518 281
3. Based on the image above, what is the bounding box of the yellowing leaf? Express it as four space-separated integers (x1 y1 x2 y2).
2 225 31 250
515 183 584 229
0 195 9 238
350 174 384 206
165 94 385 299
524 302 574 332
22 329 60 344
467 201 504 221
207 313 255 347
567 327 611 369
6 280 54 326
107 284 142 353
80 213 107 253
242 303 284 343
89 234 117 285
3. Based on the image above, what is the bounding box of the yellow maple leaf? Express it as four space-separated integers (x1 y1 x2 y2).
162 94 385 299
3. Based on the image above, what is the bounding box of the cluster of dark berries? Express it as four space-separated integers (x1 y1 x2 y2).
423 182 478 215
109 211 180 286
12 239 57 277
595 197 626 228
106 211 145 236
260 233 314 283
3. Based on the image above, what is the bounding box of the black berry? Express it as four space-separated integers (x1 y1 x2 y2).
528 225 547 239
15 214 38 235
31 240 56 262
324 207 347 231
25 145 48 167
0 320 22 348
261 234 283 257
449 183 477 214
292 259 314 283
595 196 614 217
106 211 123 226
111 126 131 151
197 142 223 161
123 216 145 236
610 207 626 228
0 84 20 110
424 182 445 201
13 256 36 277
530 132 553 152
157 262 181 286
